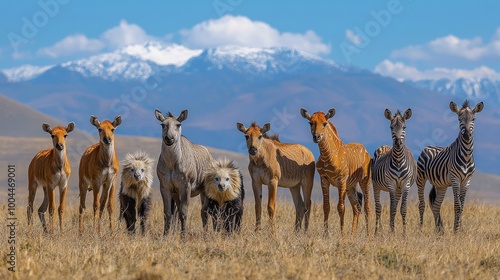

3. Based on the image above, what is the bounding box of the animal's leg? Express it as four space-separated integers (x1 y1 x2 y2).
301 174 314 231
452 181 462 232
121 193 137 234
252 180 263 231
58 185 68 233
160 186 173 236
47 186 56 233
416 167 426 228
78 180 88 234
107 177 116 231
139 195 152 235
391 187 402 233
401 183 410 235
92 184 101 233
431 187 446 232
337 180 347 236
200 193 209 231
374 187 382 235
179 184 191 237
457 180 470 232
27 180 37 227
360 172 371 236
38 186 49 232
320 176 330 234
267 178 279 230
289 184 305 233
346 186 360 234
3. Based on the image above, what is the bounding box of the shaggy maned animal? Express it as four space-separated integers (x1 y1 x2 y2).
119 152 154 235
204 159 245 234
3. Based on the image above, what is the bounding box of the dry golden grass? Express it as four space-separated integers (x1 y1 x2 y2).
1 199 500 280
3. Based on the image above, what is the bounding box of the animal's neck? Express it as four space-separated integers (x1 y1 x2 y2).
455 131 474 161
161 140 182 165
391 141 406 167
99 142 115 166
318 122 343 156
52 148 66 169
251 139 272 167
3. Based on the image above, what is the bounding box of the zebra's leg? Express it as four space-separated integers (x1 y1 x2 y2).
452 181 462 232
320 176 330 235
389 188 397 233
430 186 446 232
457 180 471 232
416 169 426 228
401 183 411 236
374 187 382 235
289 184 304 233
346 186 360 234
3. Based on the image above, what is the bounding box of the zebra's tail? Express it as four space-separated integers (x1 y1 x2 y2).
429 186 437 205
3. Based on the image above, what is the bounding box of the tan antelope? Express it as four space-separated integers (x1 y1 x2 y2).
27 122 74 233
78 115 121 233
301 108 371 235
237 122 315 232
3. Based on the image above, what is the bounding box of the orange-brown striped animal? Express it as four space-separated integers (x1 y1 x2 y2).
237 122 315 232
78 115 121 233
301 108 371 235
27 122 74 233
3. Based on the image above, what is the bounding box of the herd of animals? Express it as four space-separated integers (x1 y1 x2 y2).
26 99 484 237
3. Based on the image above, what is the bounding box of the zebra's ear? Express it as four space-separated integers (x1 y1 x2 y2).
449 101 459 114
325 108 336 120
236 122 247 133
384 109 393 120
90 115 100 128
155 109 165 122
177 110 188 123
261 123 271 134
42 123 52 134
66 122 75 133
300 108 311 120
473 102 484 113
403 108 412 120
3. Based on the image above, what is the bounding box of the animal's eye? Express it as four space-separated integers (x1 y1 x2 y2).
98 128 103 132
141 169 144 172
111 128 115 133
245 135 249 140
323 122 327 127
258 135 263 140
161 123 166 128
225 178 230 182
309 122 313 126
131 169 134 172
64 135 68 138
51 135 55 138
176 124 181 128
215 177 220 182
403 126 406 129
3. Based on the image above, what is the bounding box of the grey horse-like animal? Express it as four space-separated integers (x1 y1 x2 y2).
155 109 213 236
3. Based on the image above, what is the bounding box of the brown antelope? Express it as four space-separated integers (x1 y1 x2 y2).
78 115 121 233
237 122 315 232
27 122 74 233
301 108 371 236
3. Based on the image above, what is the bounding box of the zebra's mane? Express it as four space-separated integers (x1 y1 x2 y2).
462 99 470 109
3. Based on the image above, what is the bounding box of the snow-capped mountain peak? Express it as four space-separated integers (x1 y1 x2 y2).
1 64 54 82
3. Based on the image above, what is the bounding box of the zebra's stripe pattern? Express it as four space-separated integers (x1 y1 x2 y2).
417 100 484 232
372 108 417 234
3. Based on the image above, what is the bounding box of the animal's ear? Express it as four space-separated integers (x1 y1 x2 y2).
325 108 336 120
90 116 100 128
449 101 459 114
384 109 393 120
473 102 484 113
300 108 311 120
177 110 188 123
155 109 165 122
261 123 271 134
42 123 52 134
112 116 122 127
66 122 75 133
236 122 247 133
404 108 412 120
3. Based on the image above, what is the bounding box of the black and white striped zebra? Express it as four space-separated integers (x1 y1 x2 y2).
372 108 417 234
417 100 484 232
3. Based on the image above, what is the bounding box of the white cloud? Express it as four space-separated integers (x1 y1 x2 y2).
391 27 500 61
345 29 362 46
100 20 155 49
180 15 330 55
37 34 105 58
374 59 500 81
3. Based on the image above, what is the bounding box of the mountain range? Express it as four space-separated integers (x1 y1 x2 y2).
1 41 499 175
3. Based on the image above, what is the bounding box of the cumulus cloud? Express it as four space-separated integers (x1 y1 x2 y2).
180 15 330 55
37 34 105 58
345 29 362 46
391 27 500 61
374 59 500 81
101 20 155 49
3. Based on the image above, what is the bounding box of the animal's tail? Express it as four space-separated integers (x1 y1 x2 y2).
429 186 436 205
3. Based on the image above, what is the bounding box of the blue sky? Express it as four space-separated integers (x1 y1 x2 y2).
1 0 500 81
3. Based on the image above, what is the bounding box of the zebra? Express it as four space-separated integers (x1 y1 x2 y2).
417 100 484 232
372 108 417 234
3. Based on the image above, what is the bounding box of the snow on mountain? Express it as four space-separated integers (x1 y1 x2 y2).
1 64 55 82
410 78 500 102
121 42 202 66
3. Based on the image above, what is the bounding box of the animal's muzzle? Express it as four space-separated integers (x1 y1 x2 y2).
134 174 141 181
164 136 174 146
55 143 64 151
248 147 257 155
313 134 321 143
103 137 112 145
218 184 225 191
